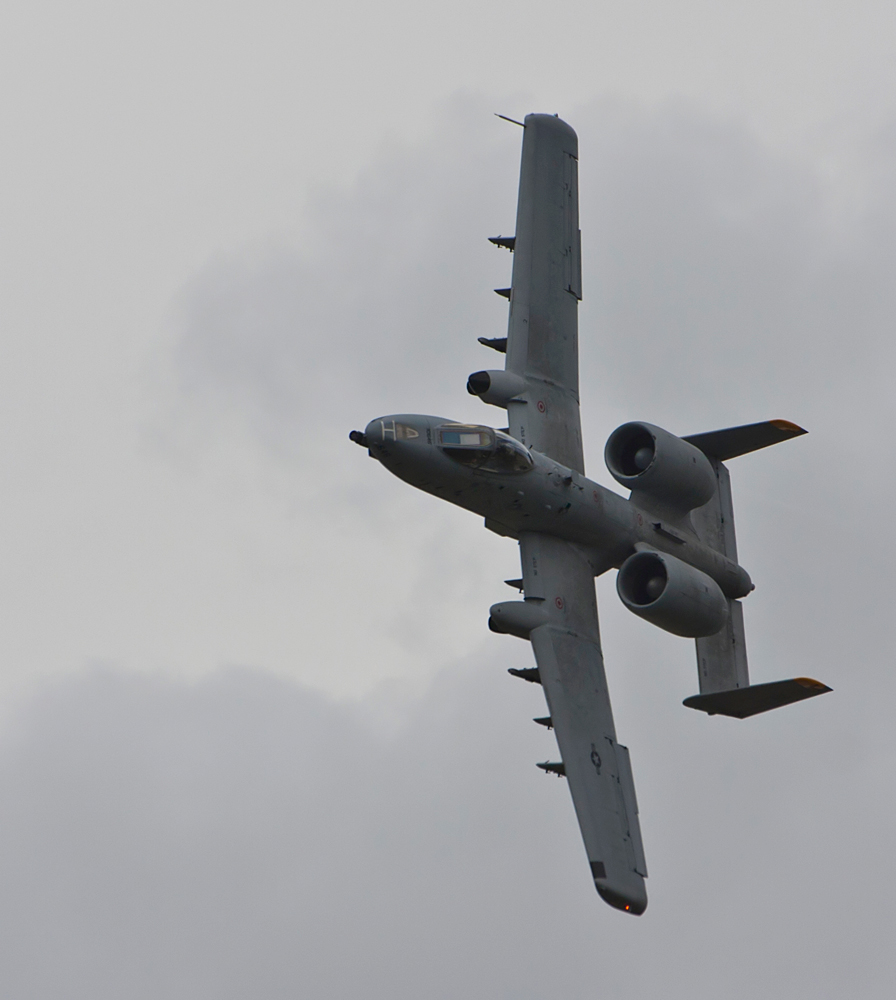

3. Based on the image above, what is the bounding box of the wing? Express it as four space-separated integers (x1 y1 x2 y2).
517 533 648 914
503 115 584 472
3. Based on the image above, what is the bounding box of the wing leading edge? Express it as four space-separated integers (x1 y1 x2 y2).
517 534 648 914
503 115 584 472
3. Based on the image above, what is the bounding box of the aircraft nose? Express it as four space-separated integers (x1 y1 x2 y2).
364 419 383 447
353 417 426 455
348 420 383 450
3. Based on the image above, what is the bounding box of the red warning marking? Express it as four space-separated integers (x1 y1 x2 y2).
536 400 546 413
555 597 564 610
592 490 600 502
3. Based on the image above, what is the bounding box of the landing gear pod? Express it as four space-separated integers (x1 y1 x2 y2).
617 549 729 638
488 601 549 639
466 370 528 407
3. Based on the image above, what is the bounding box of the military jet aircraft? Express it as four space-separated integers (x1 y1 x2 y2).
350 113 830 915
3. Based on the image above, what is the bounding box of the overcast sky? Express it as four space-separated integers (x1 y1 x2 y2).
1 2 895 996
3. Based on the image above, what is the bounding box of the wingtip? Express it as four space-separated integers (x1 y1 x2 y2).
596 882 648 915
794 677 833 693
770 419 808 436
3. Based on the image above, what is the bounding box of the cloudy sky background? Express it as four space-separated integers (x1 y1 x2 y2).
1 1 895 995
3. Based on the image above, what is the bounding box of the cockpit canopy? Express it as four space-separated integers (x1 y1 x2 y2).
437 424 533 473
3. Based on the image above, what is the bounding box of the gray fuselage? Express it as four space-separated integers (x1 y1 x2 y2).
364 413 752 600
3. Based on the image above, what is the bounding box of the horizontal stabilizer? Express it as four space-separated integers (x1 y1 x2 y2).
494 287 512 299
683 677 831 719
683 419 806 461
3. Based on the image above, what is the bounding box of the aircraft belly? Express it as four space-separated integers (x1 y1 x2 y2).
409 459 749 596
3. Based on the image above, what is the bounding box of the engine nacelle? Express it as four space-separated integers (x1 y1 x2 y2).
616 549 728 638
467 370 528 408
488 601 549 639
605 421 716 513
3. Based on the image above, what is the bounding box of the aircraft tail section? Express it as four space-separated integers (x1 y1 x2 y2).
688 450 739 562
684 420 830 715
683 419 806 462
683 677 832 718
688 456 750 694
695 598 750 694
684 419 808 570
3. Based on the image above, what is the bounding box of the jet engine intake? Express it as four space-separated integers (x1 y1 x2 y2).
605 422 716 513
616 550 728 638
467 370 529 407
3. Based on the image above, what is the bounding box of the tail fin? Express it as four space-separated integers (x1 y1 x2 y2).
683 420 830 717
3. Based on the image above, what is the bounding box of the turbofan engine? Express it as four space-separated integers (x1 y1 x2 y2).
616 549 728 638
605 422 716 514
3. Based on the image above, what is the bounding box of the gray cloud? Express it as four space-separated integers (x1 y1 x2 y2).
171 98 896 447
6 1 896 987
581 100 896 433
0 660 890 999
169 95 523 458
